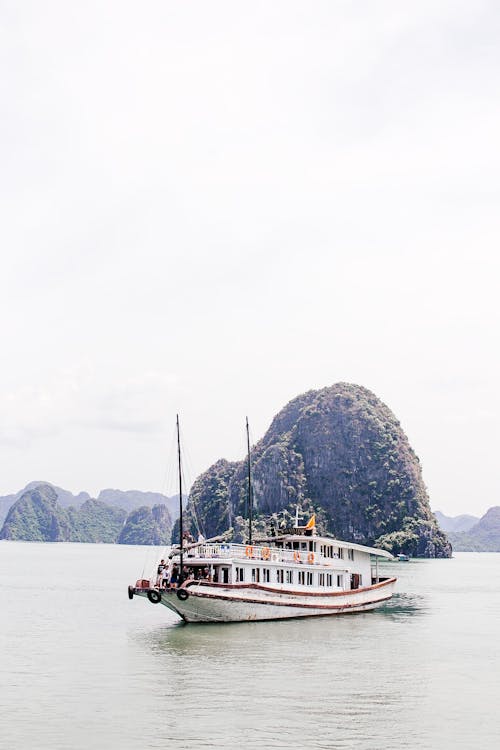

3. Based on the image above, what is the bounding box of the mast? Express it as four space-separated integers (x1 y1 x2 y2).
246 416 252 544
176 414 184 574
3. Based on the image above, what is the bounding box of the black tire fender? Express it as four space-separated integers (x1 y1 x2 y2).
176 588 189 601
147 590 162 604
128 585 134 600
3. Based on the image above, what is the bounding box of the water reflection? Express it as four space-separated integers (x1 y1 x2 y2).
376 592 428 621
138 599 426 663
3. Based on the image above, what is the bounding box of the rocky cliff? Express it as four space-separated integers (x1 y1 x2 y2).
184 383 451 557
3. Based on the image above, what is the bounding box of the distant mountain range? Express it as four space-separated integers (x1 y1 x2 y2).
433 511 479 533
97 488 183 520
0 482 182 527
436 507 500 552
0 482 177 545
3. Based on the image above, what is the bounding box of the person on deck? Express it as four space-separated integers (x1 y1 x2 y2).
156 559 165 587
161 566 170 589
170 565 179 588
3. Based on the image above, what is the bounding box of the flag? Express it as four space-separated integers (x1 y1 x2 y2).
305 514 316 530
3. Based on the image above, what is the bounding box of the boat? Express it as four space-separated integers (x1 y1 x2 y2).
127 416 397 623
128 529 396 623
396 553 410 562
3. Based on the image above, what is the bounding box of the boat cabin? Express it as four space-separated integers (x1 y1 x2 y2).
167 531 392 593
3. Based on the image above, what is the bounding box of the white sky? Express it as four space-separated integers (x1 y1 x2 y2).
1 1 499 517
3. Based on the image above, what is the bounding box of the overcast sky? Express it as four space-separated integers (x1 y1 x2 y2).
1 1 499 516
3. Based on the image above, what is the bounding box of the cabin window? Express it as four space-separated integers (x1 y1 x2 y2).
252 568 260 583
327 574 333 587
298 571 305 585
348 548 354 561
319 573 325 586
293 541 299 550
286 570 293 584
306 572 313 586
337 574 343 587
262 569 270 583
301 542 307 550
276 569 284 584
338 548 344 559
235 567 245 582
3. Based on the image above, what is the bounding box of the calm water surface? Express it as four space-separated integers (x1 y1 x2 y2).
1 542 499 749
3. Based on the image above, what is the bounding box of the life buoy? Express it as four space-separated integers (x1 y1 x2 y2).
293 551 301 563
176 588 189 601
147 590 162 604
128 585 134 600
307 552 315 564
245 545 254 558
261 546 271 560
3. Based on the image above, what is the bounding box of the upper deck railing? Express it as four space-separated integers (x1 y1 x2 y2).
180 542 344 567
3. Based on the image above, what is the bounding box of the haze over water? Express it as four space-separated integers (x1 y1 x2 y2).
1 542 499 749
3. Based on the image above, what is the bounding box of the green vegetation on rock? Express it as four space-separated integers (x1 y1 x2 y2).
68 499 126 543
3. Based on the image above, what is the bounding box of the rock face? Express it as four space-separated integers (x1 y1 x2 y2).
117 504 172 546
0 484 126 542
448 507 500 551
185 383 451 558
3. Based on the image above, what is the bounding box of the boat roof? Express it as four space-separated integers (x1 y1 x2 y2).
258 533 394 559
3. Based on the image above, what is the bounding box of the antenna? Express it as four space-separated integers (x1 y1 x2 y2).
176 414 184 576
246 416 252 544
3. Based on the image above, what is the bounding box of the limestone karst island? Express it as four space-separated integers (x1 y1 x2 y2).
1 383 454 557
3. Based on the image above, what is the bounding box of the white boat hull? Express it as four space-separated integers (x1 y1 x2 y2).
135 578 396 623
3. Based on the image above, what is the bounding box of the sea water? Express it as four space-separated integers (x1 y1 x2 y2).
0 542 499 749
